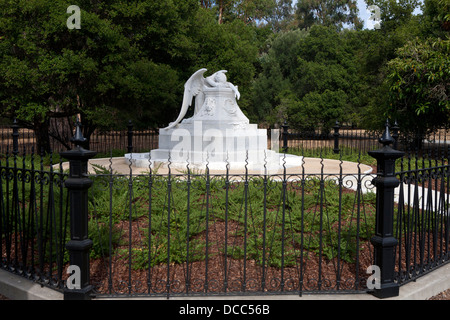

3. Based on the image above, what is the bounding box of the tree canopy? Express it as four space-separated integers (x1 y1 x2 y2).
386 37 449 135
0 0 448 152
295 0 363 30
0 0 262 151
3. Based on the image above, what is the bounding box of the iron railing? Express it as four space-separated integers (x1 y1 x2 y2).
86 158 377 297
2 120 449 159
0 122 159 156
0 120 449 299
0 150 69 290
281 122 450 159
394 154 450 285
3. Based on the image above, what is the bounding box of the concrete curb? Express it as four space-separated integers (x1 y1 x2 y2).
0 269 63 300
1 263 449 300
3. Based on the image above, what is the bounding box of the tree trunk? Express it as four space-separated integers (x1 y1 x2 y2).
79 113 96 151
34 119 52 155
218 0 224 24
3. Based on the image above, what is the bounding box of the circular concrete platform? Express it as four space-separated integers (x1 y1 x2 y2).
60 156 373 176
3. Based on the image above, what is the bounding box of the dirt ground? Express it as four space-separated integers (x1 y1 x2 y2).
428 288 450 300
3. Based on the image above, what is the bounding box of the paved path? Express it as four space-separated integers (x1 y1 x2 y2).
61 156 374 176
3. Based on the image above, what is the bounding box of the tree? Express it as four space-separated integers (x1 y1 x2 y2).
0 0 219 152
295 0 363 30
199 0 274 24
251 26 364 131
289 26 363 132
186 8 261 117
288 89 348 132
421 0 450 38
360 0 449 132
199 0 295 29
0 0 265 152
250 29 309 124
365 0 421 30
267 0 295 32
385 37 449 138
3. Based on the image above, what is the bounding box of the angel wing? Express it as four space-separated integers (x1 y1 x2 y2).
164 68 207 130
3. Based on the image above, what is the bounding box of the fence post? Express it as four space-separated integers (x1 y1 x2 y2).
333 120 340 154
391 120 399 150
60 120 97 300
127 120 133 154
11 118 19 156
368 120 404 299
282 120 289 153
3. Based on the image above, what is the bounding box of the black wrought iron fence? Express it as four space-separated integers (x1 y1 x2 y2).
0 150 69 290
2 119 449 159
394 154 450 285
282 126 380 156
86 159 377 297
0 121 159 156
280 122 450 159
0 120 449 300
0 121 36 156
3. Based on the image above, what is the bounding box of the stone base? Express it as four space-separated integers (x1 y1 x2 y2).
124 151 303 173
125 116 298 172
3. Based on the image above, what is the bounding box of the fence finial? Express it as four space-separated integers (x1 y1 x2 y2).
379 119 394 147
70 119 86 147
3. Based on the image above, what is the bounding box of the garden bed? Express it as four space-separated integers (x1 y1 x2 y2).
85 172 378 296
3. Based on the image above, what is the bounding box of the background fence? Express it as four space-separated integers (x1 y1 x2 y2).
2 120 448 159
0 122 159 156
281 122 450 160
0 120 449 299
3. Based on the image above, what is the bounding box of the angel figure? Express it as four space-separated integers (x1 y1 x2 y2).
164 69 240 129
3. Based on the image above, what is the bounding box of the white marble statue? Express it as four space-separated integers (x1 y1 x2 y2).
165 69 240 130
125 68 303 172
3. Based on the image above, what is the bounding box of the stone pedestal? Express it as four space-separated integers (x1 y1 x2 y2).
125 72 302 171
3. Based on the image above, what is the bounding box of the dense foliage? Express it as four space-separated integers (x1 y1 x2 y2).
386 37 449 136
0 0 448 152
